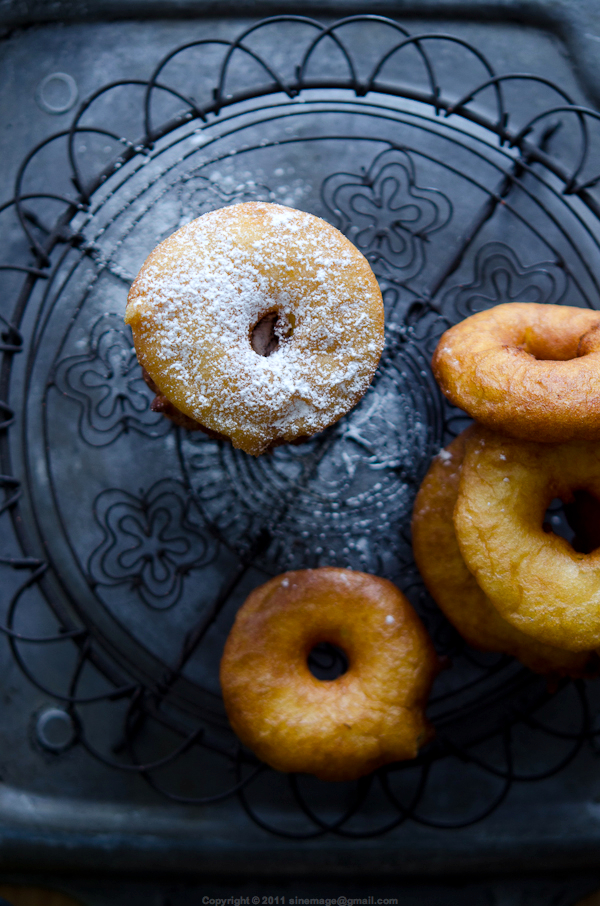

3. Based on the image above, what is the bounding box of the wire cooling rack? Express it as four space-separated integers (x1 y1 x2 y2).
2 14 600 839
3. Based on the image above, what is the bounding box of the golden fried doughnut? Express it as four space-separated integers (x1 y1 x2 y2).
125 202 384 456
220 568 439 781
412 428 595 676
454 426 600 651
432 303 600 442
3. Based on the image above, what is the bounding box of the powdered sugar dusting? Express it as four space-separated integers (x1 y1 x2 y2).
126 202 384 455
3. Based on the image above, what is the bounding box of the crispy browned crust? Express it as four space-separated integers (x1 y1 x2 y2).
142 368 310 449
412 428 598 676
432 303 600 442
220 568 440 781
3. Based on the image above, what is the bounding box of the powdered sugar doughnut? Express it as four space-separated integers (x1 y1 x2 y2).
125 202 384 456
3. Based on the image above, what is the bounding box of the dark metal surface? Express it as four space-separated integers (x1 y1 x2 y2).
3 5 600 887
5 0 600 113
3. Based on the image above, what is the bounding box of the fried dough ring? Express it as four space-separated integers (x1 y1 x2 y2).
454 426 600 652
412 428 595 676
220 568 439 781
125 202 384 456
432 303 600 442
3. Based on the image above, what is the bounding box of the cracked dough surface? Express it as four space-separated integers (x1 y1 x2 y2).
432 303 600 442
412 427 596 675
454 426 600 652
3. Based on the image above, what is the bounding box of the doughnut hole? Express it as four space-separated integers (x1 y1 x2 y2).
578 324 600 357
307 641 349 680
250 310 295 357
563 489 600 554
520 325 581 361
543 491 600 554
250 311 279 356
543 497 576 545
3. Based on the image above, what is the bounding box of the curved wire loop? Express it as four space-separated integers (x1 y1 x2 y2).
215 16 331 114
0 401 15 432
381 731 514 830
1 562 133 702
0 474 21 516
66 80 204 201
366 32 501 122
144 39 236 140
13 139 95 261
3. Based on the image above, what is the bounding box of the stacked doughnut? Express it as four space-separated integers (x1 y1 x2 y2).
413 302 600 675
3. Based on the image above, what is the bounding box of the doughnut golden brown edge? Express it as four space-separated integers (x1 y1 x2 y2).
125 203 385 455
220 568 440 781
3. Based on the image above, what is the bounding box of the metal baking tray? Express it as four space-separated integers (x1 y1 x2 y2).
2 2 600 894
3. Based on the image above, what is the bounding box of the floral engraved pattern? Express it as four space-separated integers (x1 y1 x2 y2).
89 479 217 610
443 242 568 320
53 314 170 446
322 147 451 281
